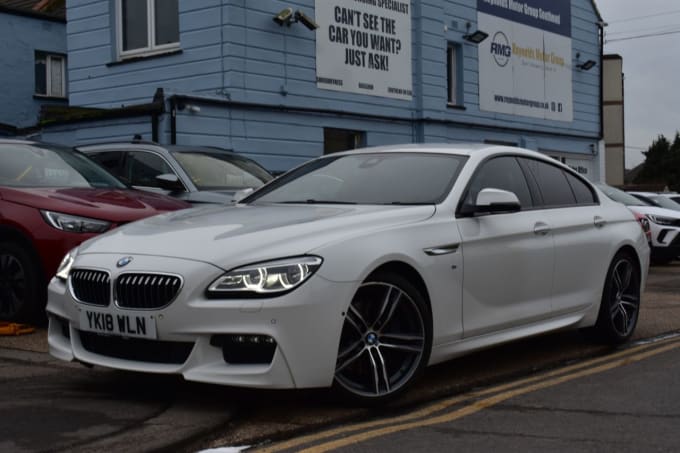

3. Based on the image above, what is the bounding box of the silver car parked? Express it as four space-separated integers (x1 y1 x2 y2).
80 140 273 204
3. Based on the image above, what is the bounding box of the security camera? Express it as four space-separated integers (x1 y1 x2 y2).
295 10 319 30
273 7 294 26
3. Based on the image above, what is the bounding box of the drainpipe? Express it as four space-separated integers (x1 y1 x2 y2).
151 112 159 142
169 96 177 145
598 21 605 140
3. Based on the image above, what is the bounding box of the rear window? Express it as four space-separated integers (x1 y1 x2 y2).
0 144 126 189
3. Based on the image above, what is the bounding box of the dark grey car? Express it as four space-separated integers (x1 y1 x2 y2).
79 141 273 204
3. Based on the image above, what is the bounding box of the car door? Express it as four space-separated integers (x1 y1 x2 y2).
520 158 611 315
457 156 555 338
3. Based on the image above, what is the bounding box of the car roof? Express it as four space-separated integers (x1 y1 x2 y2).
77 142 234 153
322 143 557 160
629 191 680 199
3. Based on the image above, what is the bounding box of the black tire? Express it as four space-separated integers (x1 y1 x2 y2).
590 251 641 345
0 241 43 323
333 271 432 405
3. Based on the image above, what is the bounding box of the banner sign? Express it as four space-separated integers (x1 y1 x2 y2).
477 0 573 122
477 0 571 37
315 0 413 100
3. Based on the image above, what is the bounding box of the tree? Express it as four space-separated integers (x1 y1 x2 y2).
633 134 680 190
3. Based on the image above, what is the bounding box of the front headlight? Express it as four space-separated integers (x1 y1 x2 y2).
41 210 111 233
55 247 78 281
646 214 677 226
207 256 323 297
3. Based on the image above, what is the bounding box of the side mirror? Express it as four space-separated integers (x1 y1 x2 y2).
462 188 522 216
155 173 185 192
231 187 254 203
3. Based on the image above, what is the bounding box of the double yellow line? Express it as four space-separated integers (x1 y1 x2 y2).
256 335 680 453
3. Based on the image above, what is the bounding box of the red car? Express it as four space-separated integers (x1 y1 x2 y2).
0 140 191 322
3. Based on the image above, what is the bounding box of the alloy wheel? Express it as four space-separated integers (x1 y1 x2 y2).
608 257 640 338
0 253 27 318
335 281 426 398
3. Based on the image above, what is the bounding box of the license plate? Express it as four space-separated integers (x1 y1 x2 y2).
79 309 157 340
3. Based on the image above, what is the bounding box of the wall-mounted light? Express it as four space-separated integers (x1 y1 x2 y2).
463 22 488 44
295 11 318 30
575 53 597 71
577 60 597 71
273 8 318 30
177 102 201 113
273 8 294 26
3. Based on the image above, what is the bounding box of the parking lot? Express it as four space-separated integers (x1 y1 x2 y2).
0 262 679 452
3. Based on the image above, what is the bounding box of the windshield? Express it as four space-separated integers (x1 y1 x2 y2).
245 152 467 205
0 143 127 189
595 184 649 207
172 150 273 191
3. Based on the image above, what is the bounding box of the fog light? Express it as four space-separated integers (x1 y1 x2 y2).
51 315 70 339
210 334 277 365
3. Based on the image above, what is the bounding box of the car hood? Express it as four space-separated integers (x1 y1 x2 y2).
78 203 436 269
0 187 191 223
626 205 680 218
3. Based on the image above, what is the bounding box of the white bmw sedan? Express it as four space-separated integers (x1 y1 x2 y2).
47 144 649 403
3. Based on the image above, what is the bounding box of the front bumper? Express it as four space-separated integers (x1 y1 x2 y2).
46 253 356 389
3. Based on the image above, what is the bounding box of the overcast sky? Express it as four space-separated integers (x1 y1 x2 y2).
596 0 680 169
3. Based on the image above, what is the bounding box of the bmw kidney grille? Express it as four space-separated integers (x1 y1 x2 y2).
70 269 111 307
115 273 182 309
70 270 182 309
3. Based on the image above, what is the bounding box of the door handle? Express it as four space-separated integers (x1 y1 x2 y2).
423 243 460 256
534 222 551 236
594 216 607 229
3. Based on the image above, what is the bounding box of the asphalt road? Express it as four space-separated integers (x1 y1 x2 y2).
0 263 679 452
258 335 680 453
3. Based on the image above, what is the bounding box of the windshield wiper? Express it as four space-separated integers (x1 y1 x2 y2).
278 200 358 205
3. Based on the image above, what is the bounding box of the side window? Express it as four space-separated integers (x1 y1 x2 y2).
89 152 125 181
125 151 173 187
465 157 533 209
564 172 597 205
523 159 576 207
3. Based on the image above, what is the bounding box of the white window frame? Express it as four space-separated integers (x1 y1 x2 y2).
116 0 180 59
35 52 67 98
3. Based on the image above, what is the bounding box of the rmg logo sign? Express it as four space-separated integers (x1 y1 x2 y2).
490 32 511 67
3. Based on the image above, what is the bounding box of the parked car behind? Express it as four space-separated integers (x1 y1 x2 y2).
597 184 680 264
0 140 191 322
47 144 649 404
656 192 680 205
80 141 274 204
628 191 680 211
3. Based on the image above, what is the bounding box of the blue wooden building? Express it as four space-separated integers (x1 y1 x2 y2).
37 0 604 177
0 0 67 131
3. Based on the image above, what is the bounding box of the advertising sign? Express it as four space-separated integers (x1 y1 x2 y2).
477 0 573 122
315 0 412 100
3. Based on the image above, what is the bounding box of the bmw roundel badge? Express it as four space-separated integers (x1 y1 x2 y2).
117 256 133 268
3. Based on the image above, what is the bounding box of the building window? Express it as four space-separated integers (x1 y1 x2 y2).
324 128 365 154
447 44 462 106
35 51 66 98
117 0 179 58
